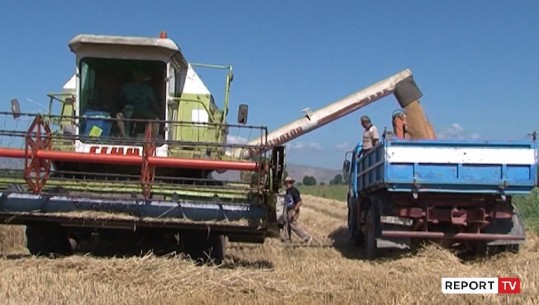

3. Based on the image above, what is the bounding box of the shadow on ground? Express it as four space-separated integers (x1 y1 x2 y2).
1 240 275 270
327 226 362 259
328 226 413 261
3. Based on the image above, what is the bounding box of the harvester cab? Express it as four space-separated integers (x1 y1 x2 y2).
51 33 245 179
0 33 285 263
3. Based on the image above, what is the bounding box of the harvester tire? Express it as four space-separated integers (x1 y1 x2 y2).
211 235 226 263
182 232 225 265
26 223 73 256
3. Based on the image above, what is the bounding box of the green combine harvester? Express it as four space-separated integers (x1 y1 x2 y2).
0 33 285 263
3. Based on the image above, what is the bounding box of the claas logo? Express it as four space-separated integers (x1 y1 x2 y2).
89 146 141 156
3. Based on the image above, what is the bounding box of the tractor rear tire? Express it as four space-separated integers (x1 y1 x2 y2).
181 232 225 265
26 223 74 256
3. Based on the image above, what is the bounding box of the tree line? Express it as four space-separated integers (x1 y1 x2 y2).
301 174 348 186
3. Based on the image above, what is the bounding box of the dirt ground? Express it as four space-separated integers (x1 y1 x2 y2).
0 195 537 305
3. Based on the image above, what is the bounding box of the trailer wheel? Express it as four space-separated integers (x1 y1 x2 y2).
495 244 520 254
181 232 225 265
482 204 524 255
26 223 73 256
364 209 378 260
348 207 364 246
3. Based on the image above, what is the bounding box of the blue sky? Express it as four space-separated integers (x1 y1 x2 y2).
0 1 538 169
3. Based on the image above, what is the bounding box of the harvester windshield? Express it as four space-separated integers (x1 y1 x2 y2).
79 58 166 139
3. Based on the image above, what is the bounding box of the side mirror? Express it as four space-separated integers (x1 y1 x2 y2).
342 160 351 173
237 104 248 125
10 99 21 119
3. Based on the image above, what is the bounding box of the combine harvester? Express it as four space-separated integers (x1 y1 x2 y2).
0 33 286 263
343 82 538 259
0 32 443 262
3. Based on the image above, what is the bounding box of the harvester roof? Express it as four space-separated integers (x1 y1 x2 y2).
68 34 188 69
62 34 210 95
69 34 180 54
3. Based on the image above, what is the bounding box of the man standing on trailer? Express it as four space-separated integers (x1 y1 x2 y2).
280 176 312 243
360 115 379 155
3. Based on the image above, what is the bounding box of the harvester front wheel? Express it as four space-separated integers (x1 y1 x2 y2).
181 232 225 265
26 223 74 256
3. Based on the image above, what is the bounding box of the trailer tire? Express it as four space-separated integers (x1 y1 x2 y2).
364 209 378 260
348 208 364 246
496 244 520 254
26 223 73 256
483 204 524 255
182 232 225 265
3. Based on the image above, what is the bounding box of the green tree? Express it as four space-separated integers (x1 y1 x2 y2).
302 175 317 186
343 172 350 184
333 174 343 185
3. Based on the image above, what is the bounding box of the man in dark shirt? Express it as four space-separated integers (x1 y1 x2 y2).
280 176 312 243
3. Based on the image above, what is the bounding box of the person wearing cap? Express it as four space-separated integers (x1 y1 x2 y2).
280 176 312 243
360 115 379 155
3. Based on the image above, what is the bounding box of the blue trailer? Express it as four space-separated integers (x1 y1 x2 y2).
343 138 537 259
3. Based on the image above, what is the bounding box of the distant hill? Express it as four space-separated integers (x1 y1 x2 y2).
284 163 341 184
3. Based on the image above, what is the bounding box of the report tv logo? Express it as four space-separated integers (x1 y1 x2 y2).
441 278 520 294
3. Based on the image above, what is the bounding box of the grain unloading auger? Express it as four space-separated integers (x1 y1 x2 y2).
232 67 434 159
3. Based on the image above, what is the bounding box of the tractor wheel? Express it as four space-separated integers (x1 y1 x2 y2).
363 208 378 260
181 232 225 265
26 223 74 256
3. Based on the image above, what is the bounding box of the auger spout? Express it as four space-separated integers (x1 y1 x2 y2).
232 69 419 158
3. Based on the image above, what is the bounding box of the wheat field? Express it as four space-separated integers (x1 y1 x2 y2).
0 195 537 305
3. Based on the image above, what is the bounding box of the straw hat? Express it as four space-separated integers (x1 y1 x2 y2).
284 176 295 183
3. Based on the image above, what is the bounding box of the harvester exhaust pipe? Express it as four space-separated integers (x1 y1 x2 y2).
233 69 435 159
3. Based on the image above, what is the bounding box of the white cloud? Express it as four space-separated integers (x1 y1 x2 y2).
470 133 480 140
226 135 248 144
336 142 350 151
292 142 304 150
307 142 322 150
438 123 480 140
287 141 322 151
